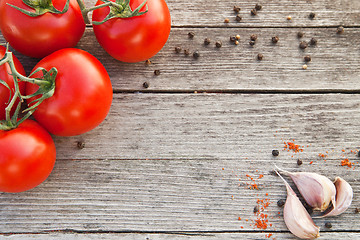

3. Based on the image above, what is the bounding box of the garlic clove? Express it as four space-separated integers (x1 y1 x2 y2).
276 166 336 212
317 177 353 217
275 170 320 239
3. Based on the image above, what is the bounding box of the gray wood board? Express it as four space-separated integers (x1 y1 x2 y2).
0 159 359 233
3 27 359 91
83 0 360 27
54 93 360 161
2 232 360 240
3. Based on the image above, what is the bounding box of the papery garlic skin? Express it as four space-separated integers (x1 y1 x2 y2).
276 170 320 239
277 167 336 212
319 177 353 217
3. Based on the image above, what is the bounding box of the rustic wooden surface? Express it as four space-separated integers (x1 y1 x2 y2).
1 0 360 239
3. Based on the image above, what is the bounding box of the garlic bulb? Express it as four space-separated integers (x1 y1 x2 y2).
276 166 336 212
275 170 320 239
318 177 353 217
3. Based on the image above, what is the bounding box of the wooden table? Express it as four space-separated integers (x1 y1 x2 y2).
1 0 360 239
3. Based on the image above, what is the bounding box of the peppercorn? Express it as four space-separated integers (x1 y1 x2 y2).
188 32 195 38
184 49 190 55
272 150 279 156
355 208 360 213
297 159 303 166
255 4 262 10
145 59 152 65
251 9 257 16
236 35 241 40
234 40 239 45
337 26 344 34
154 70 160 75
215 41 222 48
254 205 260 213
302 64 308 70
250 34 258 41
233 6 241 13
193 50 200 59
143 82 149 88
204 38 211 45
304 55 311 62
309 37 317 45
175 46 182 53
77 141 85 149
257 53 263 60
230 36 236 42
224 18 230 23
297 32 304 38
287 16 292 20
299 41 308 49
309 12 316 19
325 222 332 229
277 199 285 207
272 36 279 43
249 40 255 46
236 14 242 22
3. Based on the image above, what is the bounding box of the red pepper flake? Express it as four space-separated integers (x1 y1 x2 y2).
341 159 354 168
342 149 345 152
259 174 264 179
238 217 241 220
266 233 273 238
284 141 303 153
309 161 313 164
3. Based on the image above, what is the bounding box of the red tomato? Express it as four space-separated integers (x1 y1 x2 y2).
0 0 85 58
26 48 113 136
0 119 56 193
92 0 171 63
0 46 26 120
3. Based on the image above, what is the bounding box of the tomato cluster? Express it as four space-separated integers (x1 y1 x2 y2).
0 0 171 192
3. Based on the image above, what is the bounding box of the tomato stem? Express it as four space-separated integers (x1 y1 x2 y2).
0 45 57 130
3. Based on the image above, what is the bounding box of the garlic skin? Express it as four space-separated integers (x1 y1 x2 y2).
276 166 336 212
318 177 353 217
276 170 320 239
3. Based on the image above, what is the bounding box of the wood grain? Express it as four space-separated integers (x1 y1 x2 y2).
2 232 360 240
54 93 360 161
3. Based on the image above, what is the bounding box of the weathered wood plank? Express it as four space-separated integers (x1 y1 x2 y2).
0 159 359 233
4 27 359 91
54 93 360 161
3 232 360 240
83 0 360 27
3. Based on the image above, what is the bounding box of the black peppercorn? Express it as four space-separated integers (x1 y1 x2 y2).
175 46 182 53
250 9 257 16
309 12 316 19
236 14 242 22
250 34 258 41
297 32 304 38
204 38 211 45
215 41 222 48
337 26 344 34
249 40 255 46
358 151 360 158
230 36 236 42
304 55 311 62
154 70 160 75
277 199 285 207
299 41 308 49
193 50 200 59
188 32 195 38
233 6 241 13
272 149 279 156
254 205 259 213
255 4 262 10
355 208 360 213
184 49 190 55
77 141 85 149
272 36 279 43
145 59 152 65
310 37 317 45
297 159 303 166
143 82 149 88
257 53 263 60
325 222 332 229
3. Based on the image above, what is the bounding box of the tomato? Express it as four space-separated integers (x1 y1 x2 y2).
0 46 26 120
0 119 56 193
26 48 113 136
0 0 85 58
92 0 171 63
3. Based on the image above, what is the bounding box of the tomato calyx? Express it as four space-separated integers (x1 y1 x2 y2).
0 44 56 130
7 0 70 17
77 0 148 25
